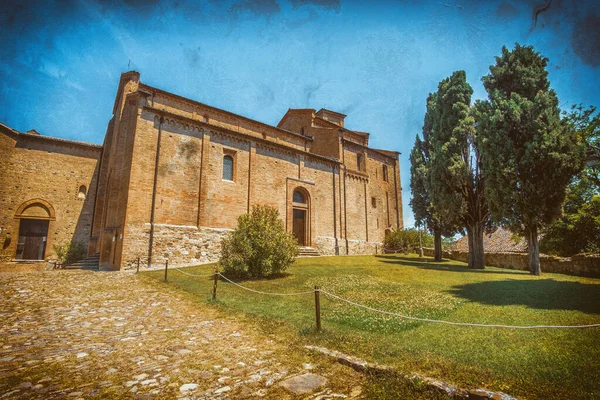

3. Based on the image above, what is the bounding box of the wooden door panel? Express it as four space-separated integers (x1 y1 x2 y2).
293 209 306 246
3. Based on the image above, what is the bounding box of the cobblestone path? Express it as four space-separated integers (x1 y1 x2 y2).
0 271 364 399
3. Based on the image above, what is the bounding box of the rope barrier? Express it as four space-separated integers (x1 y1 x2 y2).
217 273 314 296
166 267 600 329
319 290 600 329
172 267 216 278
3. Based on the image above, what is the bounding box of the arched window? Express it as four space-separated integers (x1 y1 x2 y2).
293 190 306 204
78 185 87 199
222 155 234 181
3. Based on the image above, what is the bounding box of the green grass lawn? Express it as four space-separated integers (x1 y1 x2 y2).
144 254 600 399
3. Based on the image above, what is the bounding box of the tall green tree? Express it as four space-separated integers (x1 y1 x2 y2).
476 44 584 275
410 93 458 261
428 70 489 269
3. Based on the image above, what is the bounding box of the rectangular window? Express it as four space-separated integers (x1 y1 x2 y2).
371 197 377 208
223 154 234 181
383 165 388 182
357 153 362 171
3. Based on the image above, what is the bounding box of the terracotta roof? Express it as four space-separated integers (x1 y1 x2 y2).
314 116 369 138
139 83 313 143
454 227 528 253
0 122 102 150
316 108 347 117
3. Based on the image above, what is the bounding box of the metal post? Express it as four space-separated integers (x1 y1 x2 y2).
136 257 140 273
164 259 168 282
314 286 321 331
212 269 219 301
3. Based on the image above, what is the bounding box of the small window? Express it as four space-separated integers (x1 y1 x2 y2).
383 165 388 182
293 190 306 204
301 127 305 136
222 155 234 181
371 197 377 208
78 185 87 199
357 154 362 171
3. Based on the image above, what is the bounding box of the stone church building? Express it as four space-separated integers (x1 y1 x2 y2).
0 71 402 270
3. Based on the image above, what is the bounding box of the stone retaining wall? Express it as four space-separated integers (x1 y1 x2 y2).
422 248 600 278
122 224 231 270
316 236 384 256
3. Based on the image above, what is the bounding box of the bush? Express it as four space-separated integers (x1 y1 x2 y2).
54 240 86 264
384 228 433 253
219 205 298 278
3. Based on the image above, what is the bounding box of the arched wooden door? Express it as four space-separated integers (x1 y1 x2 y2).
14 199 55 260
292 188 310 246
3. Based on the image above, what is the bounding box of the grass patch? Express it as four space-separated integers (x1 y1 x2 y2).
145 255 600 399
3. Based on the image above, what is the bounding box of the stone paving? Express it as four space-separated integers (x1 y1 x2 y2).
0 271 364 399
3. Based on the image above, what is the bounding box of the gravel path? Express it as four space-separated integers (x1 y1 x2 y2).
0 271 364 399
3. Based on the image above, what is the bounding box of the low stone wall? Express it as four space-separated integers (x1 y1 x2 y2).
422 248 600 278
124 226 388 270
123 224 231 270
316 237 384 256
315 236 340 256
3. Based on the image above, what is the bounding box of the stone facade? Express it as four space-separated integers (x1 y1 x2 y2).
0 71 402 270
0 123 101 263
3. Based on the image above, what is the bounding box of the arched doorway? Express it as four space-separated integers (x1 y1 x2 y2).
292 188 310 246
14 199 55 260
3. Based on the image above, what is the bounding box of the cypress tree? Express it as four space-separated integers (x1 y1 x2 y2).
429 71 489 269
476 44 583 275
410 93 458 261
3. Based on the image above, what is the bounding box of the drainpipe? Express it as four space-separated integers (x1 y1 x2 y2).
148 116 164 268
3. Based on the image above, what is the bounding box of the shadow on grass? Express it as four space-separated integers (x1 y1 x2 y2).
375 255 526 275
448 279 600 314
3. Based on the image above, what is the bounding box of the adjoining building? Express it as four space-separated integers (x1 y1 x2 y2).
0 124 101 265
0 71 402 270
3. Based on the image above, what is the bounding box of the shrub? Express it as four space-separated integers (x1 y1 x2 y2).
54 240 86 264
219 205 298 278
384 228 433 253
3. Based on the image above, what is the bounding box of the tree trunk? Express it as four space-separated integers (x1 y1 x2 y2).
528 225 541 275
434 229 443 261
468 223 485 269
466 226 473 268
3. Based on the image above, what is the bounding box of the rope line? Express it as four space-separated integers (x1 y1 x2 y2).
218 273 314 296
319 290 600 329
172 267 215 278
167 268 600 329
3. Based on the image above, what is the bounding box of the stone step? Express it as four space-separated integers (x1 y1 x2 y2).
297 247 320 257
63 253 100 270
63 265 99 271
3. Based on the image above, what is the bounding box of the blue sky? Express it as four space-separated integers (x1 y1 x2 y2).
1 0 599 228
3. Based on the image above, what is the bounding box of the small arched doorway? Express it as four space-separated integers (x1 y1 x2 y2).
292 188 310 246
14 199 55 260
